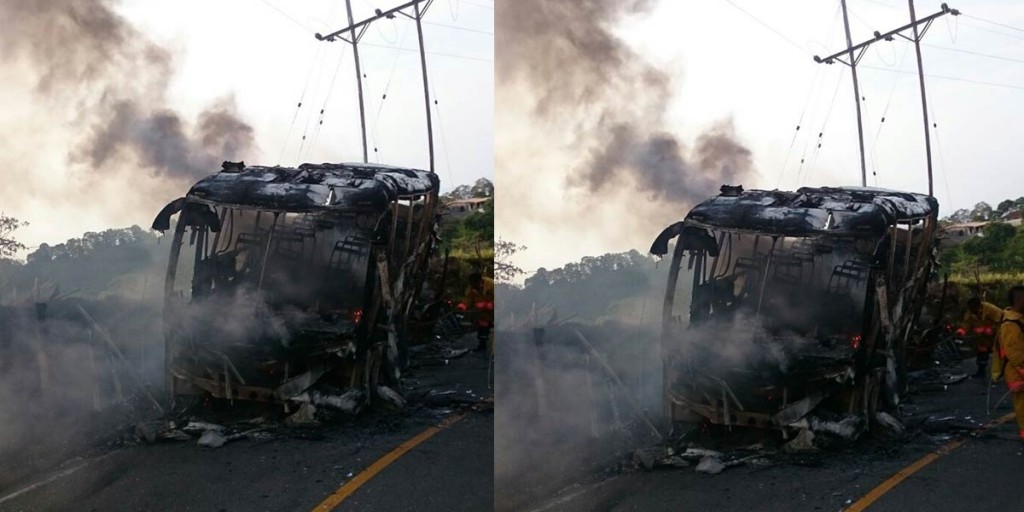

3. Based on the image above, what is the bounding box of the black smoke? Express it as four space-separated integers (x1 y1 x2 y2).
497 0 754 204
0 0 254 182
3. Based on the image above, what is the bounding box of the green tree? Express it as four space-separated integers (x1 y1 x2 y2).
0 213 26 259
495 238 525 283
970 202 994 222
943 208 971 225
441 177 493 201
996 199 1016 218
469 178 493 198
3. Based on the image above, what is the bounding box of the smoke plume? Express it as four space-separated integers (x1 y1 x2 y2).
0 0 257 249
497 0 754 204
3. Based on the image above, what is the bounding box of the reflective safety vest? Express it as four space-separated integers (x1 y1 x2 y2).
996 310 1024 390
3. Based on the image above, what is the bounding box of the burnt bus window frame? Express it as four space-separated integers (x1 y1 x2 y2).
666 228 874 337
164 204 376 315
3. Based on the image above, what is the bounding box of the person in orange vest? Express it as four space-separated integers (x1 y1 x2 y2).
998 286 1024 442
958 297 1003 378
462 272 494 352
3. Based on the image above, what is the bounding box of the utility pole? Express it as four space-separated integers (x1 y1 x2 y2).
316 0 437 173
815 3 959 194
909 0 937 196
344 0 369 163
840 0 868 187
412 1 435 174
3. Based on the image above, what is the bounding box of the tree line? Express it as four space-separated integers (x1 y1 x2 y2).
498 249 669 323
941 197 1024 225
940 197 1024 275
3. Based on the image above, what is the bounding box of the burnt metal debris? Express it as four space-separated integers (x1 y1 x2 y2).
152 161 441 415
651 185 940 439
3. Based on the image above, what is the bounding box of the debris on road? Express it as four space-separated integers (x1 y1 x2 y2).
285 403 320 427
809 415 864 441
182 422 226 435
695 456 726 475
197 430 228 448
292 389 365 415
875 412 905 436
377 385 407 412
784 429 816 453
908 368 971 392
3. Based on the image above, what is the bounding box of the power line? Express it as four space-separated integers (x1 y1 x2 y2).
359 40 492 62
805 70 844 180
922 43 1024 66
860 64 1024 91
797 67 845 187
721 0 810 56
869 42 912 183
279 41 328 165
957 18 1024 43
778 4 841 188
299 44 349 163
860 0 900 9
962 13 1024 35
458 0 492 10
423 20 493 35
258 0 314 33
371 20 416 162
428 68 455 186
929 104 954 210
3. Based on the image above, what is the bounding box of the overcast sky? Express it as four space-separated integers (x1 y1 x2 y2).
496 0 1024 276
1 0 493 252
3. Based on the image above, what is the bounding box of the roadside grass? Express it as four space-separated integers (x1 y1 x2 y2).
949 271 1024 285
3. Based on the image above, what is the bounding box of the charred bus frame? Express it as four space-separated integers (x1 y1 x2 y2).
651 186 938 433
152 162 440 409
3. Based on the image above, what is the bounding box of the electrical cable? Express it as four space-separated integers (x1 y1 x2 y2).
358 41 492 62
944 12 959 43
859 64 1024 91
370 19 415 163
458 0 492 10
258 0 314 33
778 59 825 189
279 41 327 165
957 18 1024 43
962 13 1024 35
722 0 810 57
302 44 349 162
779 4 841 188
928 103 954 208
922 43 1024 66
429 69 454 185
423 20 492 35
292 1 343 164
798 67 845 187
868 42 912 183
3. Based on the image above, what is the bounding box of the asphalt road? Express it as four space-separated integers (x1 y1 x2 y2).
518 359 1024 512
0 336 493 512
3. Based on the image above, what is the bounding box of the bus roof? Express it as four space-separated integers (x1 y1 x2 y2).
682 186 938 237
185 162 438 212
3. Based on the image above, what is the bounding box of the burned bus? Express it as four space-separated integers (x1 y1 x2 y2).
152 161 440 411
650 186 938 434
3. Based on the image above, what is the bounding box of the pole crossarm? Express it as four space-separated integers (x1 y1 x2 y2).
813 3 959 65
332 25 369 45
316 0 429 42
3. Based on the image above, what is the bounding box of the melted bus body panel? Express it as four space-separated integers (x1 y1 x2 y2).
652 186 938 433
153 162 440 409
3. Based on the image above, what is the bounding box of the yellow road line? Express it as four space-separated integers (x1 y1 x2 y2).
844 412 1017 512
312 412 469 512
